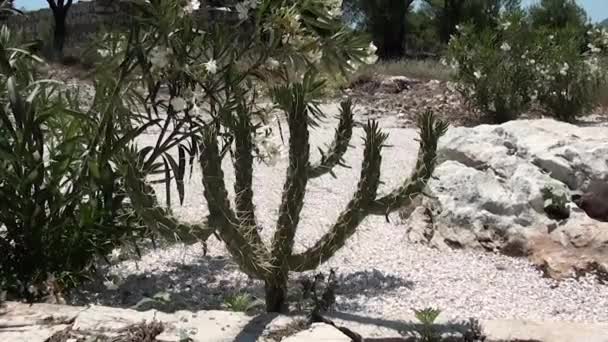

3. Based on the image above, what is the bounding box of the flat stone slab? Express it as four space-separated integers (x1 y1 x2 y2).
2 302 608 341
282 323 351 342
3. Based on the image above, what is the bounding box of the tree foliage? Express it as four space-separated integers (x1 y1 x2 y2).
421 0 521 43
343 0 415 59
529 0 587 31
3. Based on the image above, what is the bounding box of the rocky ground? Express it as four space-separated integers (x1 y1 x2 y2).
21 64 608 326
342 75 608 129
65 97 608 324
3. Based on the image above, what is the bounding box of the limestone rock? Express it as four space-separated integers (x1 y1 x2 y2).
413 119 608 279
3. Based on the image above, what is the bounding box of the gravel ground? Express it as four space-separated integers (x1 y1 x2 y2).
68 103 608 323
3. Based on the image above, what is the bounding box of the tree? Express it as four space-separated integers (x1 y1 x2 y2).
421 0 466 44
529 0 587 31
46 0 73 58
343 0 415 60
529 0 591 52
421 0 521 44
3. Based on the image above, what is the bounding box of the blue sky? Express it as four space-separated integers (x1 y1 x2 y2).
14 0 608 22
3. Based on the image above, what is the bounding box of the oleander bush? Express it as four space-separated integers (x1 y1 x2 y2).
0 25 148 300
446 11 537 123
532 27 607 122
447 12 608 123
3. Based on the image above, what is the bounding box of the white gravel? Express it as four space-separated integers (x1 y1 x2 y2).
68 103 608 323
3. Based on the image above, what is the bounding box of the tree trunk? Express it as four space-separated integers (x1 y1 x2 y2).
52 10 67 60
264 278 288 313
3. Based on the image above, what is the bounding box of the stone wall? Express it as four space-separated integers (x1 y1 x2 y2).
2 1 238 53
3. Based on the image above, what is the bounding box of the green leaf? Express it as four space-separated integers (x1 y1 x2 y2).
7 76 24 130
162 155 172 209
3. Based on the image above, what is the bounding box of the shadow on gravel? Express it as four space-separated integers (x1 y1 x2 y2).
67 262 415 315
66 255 262 312
327 311 476 339
327 270 415 312
233 313 280 342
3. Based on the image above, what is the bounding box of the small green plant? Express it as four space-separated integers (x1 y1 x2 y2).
413 307 442 342
541 185 570 220
446 12 537 123
223 292 262 313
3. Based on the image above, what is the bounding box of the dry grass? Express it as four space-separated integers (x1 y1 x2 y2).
351 59 453 85
323 58 453 96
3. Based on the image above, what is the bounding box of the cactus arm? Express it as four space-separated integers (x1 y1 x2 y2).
307 100 354 179
123 164 216 245
288 121 387 272
368 111 448 216
270 83 312 268
200 127 271 279
288 113 447 272
233 111 259 229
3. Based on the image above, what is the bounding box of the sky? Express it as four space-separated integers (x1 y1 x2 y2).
14 0 608 23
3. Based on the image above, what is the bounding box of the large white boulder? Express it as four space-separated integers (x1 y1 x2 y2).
404 119 608 278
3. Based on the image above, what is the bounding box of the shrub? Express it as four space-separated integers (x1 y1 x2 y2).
532 27 606 121
0 25 151 300
446 12 537 123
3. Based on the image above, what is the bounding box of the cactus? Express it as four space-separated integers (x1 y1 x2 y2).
198 78 447 312
124 75 447 313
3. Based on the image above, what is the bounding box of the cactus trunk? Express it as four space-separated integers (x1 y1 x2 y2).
264 275 289 313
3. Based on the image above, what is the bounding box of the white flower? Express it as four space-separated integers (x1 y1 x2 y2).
328 6 341 17
204 59 218 74
110 248 121 261
266 57 280 70
530 90 538 101
150 46 171 70
364 54 378 65
235 2 249 20
549 34 554 40
347 59 361 71
170 97 188 112
440 58 448 66
98 49 110 57
455 25 462 31
559 62 569 76
368 42 378 55
501 21 511 30
587 43 601 53
500 42 511 51
585 57 600 74
28 284 38 295
473 70 483 79
184 0 200 13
